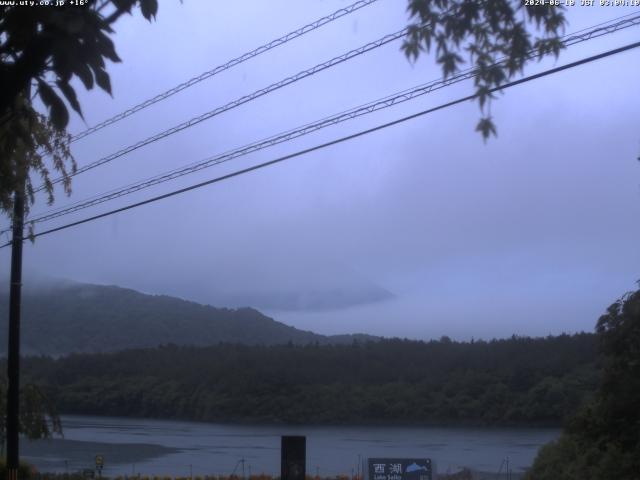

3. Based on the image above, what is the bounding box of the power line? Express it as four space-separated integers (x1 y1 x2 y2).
4 13 637 234
37 22 419 193
3 40 637 249
565 10 640 36
20 14 640 229
69 0 381 143
560 12 640 44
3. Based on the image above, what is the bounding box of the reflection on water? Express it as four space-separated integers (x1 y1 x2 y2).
22 415 559 478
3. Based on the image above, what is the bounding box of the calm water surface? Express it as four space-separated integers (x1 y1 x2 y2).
22 415 559 477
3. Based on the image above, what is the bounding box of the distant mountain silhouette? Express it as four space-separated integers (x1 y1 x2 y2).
214 284 394 311
144 260 396 312
0 281 378 356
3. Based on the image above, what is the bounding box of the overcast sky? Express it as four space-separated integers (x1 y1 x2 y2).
2 0 639 340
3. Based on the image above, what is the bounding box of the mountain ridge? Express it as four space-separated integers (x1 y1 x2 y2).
0 281 379 356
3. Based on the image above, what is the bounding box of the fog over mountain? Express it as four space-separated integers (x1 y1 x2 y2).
142 258 396 311
1 1 638 340
0 280 379 357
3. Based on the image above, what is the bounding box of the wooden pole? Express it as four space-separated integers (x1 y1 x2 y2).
6 184 25 477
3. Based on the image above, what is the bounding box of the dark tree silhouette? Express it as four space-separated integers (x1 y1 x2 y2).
0 380 62 451
528 287 640 479
402 0 565 139
0 0 158 214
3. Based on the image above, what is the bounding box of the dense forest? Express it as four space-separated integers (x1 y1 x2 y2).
14 334 599 426
527 288 640 479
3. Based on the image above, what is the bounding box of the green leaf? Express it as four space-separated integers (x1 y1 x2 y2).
93 67 112 95
111 0 136 13
37 79 69 130
56 80 84 119
475 116 497 141
477 86 491 110
71 59 94 90
140 0 159 20
402 40 420 62
96 31 122 63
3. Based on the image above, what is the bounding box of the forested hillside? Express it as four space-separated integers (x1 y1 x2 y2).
0 282 376 356
528 288 640 479
17 334 598 426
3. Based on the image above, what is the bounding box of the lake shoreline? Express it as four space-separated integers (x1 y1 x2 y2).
55 411 564 430
22 414 558 477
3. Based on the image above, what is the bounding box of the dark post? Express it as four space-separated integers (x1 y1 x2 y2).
281 436 306 480
6 185 25 479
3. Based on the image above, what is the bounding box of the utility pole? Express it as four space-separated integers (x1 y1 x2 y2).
5 83 34 480
6 182 25 480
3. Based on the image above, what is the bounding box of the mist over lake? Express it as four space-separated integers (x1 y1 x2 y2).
23 415 559 478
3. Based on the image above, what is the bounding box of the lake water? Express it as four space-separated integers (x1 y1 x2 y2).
22 415 559 478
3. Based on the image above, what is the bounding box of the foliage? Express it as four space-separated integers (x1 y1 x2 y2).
0 459 35 479
0 94 75 220
402 0 566 139
15 333 599 426
0 0 158 214
527 288 640 480
0 379 62 452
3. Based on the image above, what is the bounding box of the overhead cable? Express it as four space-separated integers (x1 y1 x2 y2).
21 14 640 229
69 0 382 143
2 40 637 249
38 22 420 193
